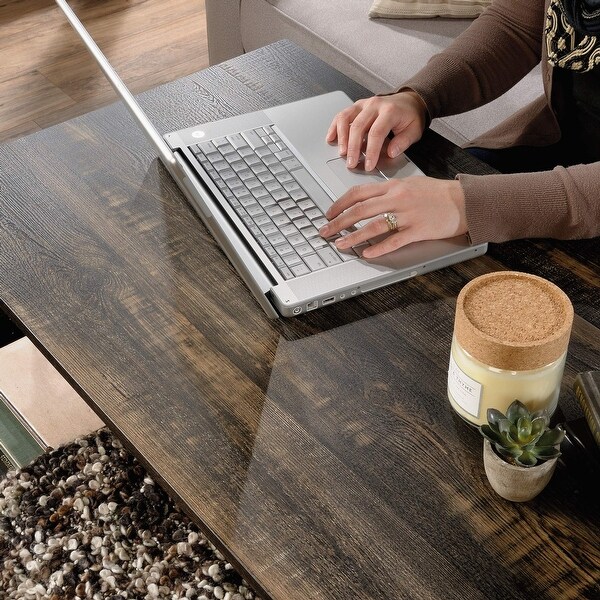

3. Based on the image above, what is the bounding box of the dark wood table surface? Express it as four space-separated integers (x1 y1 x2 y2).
1 40 599 600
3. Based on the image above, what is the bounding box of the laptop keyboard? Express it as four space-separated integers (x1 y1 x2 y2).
190 125 359 280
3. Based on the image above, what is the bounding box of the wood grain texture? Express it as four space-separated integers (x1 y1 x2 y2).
0 70 75 131
0 0 207 142
0 120 42 144
1 40 599 600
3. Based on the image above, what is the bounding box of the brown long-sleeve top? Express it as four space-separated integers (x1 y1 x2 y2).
402 0 600 244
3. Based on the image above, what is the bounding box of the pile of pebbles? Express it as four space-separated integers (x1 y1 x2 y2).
0 428 261 600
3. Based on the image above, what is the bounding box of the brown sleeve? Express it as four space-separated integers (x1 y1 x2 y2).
458 163 600 243
402 0 545 119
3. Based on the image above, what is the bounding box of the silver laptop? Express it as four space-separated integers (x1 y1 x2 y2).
56 0 487 318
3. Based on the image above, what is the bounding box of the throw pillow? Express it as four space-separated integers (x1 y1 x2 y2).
369 0 491 19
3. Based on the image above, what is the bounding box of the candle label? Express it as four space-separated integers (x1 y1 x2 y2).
448 353 482 417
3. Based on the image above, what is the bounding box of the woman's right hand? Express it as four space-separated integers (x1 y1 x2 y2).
325 90 428 172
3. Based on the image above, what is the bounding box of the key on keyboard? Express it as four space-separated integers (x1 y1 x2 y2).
191 126 359 280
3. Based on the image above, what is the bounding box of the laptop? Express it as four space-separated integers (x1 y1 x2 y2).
56 0 487 318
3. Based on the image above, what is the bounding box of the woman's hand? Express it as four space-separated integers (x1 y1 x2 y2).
319 177 468 259
326 91 428 171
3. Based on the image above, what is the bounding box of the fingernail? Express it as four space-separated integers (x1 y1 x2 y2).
346 156 354 167
336 237 350 249
365 159 373 171
339 144 346 155
390 147 400 158
319 225 330 236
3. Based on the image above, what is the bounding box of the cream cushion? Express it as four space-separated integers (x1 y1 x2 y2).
369 0 491 19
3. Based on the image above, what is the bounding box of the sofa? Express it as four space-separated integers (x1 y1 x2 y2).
205 0 544 147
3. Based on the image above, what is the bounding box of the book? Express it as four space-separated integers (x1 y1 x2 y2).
573 370 600 450
0 444 17 477
0 338 105 476
0 389 45 468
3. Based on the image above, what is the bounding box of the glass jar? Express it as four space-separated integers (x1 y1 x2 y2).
447 271 573 426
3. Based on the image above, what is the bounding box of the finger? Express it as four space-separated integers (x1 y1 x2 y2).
321 190 395 238
326 116 339 143
363 114 397 171
388 123 422 158
337 118 350 156
345 109 377 168
388 134 413 158
329 105 361 155
334 215 391 249
361 228 416 258
325 182 388 220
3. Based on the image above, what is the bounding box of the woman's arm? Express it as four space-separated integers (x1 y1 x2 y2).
461 163 600 243
327 0 548 171
320 163 600 254
403 0 546 119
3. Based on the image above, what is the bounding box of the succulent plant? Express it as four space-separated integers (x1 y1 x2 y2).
479 400 565 467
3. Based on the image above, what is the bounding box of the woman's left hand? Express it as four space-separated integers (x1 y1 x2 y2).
319 177 468 259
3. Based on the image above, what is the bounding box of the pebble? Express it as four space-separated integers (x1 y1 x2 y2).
0 427 261 600
116 547 130 561
91 535 103 550
19 548 32 561
177 542 192 556
208 563 221 580
67 538 78 550
33 543 46 555
69 550 84 562
25 560 39 572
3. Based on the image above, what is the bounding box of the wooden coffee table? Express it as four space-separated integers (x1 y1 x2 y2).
1 41 599 599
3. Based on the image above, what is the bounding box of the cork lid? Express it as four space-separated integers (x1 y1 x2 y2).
454 271 573 370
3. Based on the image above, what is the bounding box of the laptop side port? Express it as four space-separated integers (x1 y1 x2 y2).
322 296 336 305
306 300 319 311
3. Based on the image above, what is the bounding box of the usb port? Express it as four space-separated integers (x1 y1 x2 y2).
306 300 318 311
322 296 336 305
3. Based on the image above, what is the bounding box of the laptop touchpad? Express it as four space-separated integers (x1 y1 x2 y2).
325 158 388 231
326 157 387 189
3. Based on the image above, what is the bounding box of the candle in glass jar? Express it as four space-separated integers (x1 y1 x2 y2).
447 272 573 426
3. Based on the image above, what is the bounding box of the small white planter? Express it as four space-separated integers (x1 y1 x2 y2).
482 439 558 502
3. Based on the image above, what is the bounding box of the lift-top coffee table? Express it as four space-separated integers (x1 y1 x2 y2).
1 40 599 600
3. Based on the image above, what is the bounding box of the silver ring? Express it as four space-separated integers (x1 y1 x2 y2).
382 212 398 232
